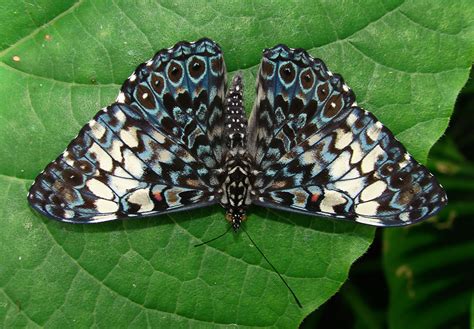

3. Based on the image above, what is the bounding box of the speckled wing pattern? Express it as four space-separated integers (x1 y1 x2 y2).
28 39 226 223
28 39 447 227
249 45 447 226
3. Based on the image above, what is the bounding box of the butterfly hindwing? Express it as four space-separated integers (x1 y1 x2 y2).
249 45 447 226
28 39 226 223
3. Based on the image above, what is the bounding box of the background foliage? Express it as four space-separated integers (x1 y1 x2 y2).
301 76 474 329
0 1 473 328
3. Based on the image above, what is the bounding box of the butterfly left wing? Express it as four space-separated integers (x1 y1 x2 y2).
28 39 227 223
248 45 447 226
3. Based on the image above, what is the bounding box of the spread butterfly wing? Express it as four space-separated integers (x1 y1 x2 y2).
28 39 227 223
248 45 447 226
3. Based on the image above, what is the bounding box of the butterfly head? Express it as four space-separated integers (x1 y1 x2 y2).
225 208 247 231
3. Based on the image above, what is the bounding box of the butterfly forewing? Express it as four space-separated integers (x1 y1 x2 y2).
249 45 447 226
28 39 227 223
119 39 227 171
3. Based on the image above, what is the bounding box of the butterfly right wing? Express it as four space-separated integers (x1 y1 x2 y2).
28 39 227 223
248 45 447 226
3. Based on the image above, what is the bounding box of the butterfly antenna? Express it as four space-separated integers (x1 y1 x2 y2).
194 225 233 247
241 226 303 308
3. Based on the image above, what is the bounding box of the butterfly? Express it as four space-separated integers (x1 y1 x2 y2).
28 38 447 231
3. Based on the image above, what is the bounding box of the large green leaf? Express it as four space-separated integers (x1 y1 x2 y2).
0 1 472 327
384 138 474 329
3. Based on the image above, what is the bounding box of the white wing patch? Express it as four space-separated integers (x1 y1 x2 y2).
361 145 384 174
355 201 379 216
127 188 154 213
95 199 119 213
333 177 366 198
89 143 113 172
319 189 346 213
360 181 387 202
87 178 115 200
329 150 351 179
89 120 106 139
334 129 353 150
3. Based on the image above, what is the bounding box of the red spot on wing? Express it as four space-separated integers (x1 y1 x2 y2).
311 194 319 202
154 192 163 202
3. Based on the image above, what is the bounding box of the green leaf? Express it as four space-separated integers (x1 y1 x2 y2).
384 139 474 329
1 1 472 327
471 293 474 329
